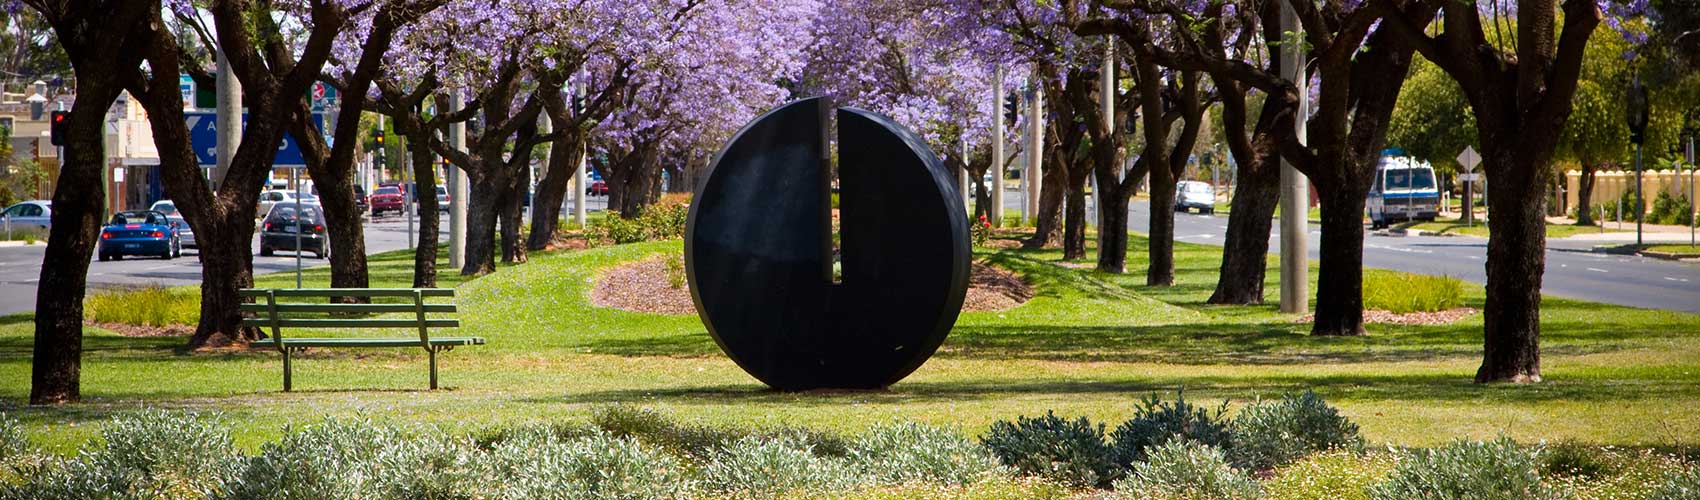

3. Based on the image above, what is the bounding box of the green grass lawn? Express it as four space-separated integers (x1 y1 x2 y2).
3 233 1699 454
1396 217 1610 239
1642 243 1700 255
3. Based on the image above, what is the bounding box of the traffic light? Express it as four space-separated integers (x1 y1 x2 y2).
374 130 385 146
49 111 68 146
1002 94 1019 127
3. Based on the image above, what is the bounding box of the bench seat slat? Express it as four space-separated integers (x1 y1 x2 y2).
240 288 456 298
239 303 457 314
253 337 485 348
241 318 461 329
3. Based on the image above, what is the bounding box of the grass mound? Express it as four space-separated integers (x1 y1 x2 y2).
1362 269 1463 313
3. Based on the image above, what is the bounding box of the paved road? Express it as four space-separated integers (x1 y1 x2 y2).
1003 191 1700 313
0 196 609 315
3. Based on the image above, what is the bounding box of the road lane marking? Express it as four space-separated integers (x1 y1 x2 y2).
1467 255 1481 260
145 265 173 271
1666 277 1691 282
1586 268 1609 273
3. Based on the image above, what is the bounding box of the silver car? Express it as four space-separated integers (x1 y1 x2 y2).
167 215 196 248
1 200 52 230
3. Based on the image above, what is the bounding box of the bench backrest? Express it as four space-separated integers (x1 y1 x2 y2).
239 288 459 348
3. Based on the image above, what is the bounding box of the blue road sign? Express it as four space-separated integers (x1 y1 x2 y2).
185 112 323 167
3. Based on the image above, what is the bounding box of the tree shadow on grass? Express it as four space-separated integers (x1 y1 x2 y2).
525 370 1700 408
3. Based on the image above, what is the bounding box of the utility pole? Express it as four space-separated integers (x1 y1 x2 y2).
1098 42 1116 242
215 47 241 186
537 114 550 224
1278 3 1310 314
448 93 467 269
1027 76 1044 226
990 66 1005 227
573 80 589 227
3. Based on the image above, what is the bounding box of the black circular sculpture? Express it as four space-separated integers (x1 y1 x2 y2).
685 97 971 391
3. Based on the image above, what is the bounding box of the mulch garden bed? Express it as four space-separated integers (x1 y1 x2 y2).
592 255 1035 315
1296 307 1478 326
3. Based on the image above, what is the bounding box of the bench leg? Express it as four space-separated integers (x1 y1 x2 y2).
282 347 294 392
428 348 439 390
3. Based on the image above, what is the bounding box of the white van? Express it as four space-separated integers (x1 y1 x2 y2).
1367 154 1440 229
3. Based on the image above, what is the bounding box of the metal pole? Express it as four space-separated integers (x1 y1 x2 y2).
215 47 241 186
449 93 467 269
991 66 1006 228
293 168 302 288
960 136 972 215
405 138 415 250
1278 1 1310 314
1688 133 1695 247
1635 143 1643 246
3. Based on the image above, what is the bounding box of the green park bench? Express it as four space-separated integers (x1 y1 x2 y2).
239 288 484 391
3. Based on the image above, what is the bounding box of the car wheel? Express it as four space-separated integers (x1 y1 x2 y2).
315 244 328 260
261 245 274 257
112 254 123 261
98 253 109 262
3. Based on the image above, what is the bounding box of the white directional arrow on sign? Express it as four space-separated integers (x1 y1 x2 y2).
1457 145 1481 172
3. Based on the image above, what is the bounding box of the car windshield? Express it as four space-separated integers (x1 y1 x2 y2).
271 206 320 222
436 186 447 195
1183 183 1211 193
154 202 176 213
375 187 400 195
1383 169 1436 190
111 212 164 225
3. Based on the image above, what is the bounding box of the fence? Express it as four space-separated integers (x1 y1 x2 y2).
1565 169 1699 215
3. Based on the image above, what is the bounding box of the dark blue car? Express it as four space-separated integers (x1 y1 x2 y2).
98 210 182 261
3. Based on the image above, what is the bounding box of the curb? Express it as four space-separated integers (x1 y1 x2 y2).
1381 228 1455 237
0 241 38 248
1637 250 1700 261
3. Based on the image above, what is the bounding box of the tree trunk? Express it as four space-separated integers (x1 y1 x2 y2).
462 166 505 276
1208 155 1279 304
1574 164 1596 226
408 136 440 287
1311 184 1368 336
500 162 527 264
192 217 259 346
1147 158 1177 286
1096 189 1130 273
1062 168 1089 260
309 158 369 302
31 100 111 405
1023 151 1066 248
1477 149 1547 383
526 133 584 250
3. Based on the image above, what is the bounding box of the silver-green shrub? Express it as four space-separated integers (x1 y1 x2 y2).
1369 437 1554 500
1229 391 1364 471
1647 465 1700 500
223 417 399 500
981 411 1119 488
5 411 241 500
848 421 1003 486
1109 392 1233 468
0 414 24 461
1112 440 1262 500
699 432 860 499
371 432 492 499
489 429 693 500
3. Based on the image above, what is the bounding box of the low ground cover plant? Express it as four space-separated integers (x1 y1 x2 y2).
1361 269 1464 313
84 285 200 327
2 398 1695 499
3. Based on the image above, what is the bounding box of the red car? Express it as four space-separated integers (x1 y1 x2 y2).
587 180 609 196
370 185 405 216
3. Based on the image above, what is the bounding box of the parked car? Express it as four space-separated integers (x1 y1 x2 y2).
433 185 449 212
259 203 330 259
306 184 370 214
1174 180 1216 214
149 199 180 216
167 215 196 249
587 180 609 196
0 200 52 231
370 185 405 216
98 210 180 261
257 190 317 219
